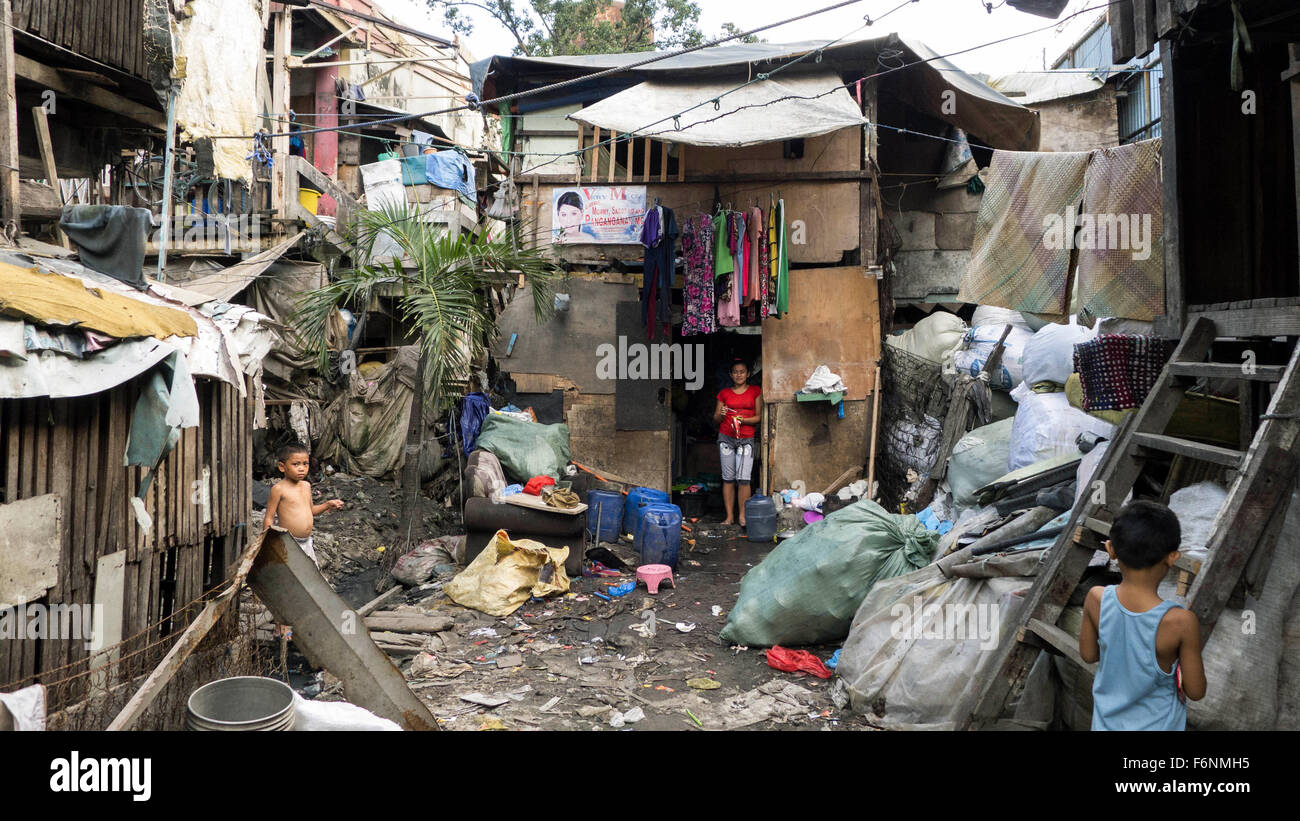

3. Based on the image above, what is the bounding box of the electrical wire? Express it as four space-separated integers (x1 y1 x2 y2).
211 0 877 140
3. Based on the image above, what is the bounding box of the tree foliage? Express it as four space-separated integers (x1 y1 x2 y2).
435 0 757 57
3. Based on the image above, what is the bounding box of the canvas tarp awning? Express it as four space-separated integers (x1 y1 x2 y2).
568 71 867 148
153 233 305 306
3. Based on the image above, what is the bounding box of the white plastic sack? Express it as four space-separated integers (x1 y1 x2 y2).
952 324 1033 390
1020 318 1098 386
802 365 846 393
948 418 1015 511
292 693 402 731
1167 482 1229 565
835 563 1032 729
971 306 1033 332
1008 389 1114 471
884 311 967 366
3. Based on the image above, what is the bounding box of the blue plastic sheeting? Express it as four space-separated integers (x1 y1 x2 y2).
399 151 476 202
459 392 491 455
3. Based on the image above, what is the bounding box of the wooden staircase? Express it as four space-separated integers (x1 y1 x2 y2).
959 316 1300 729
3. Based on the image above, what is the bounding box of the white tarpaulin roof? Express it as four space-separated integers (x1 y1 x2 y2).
568 71 867 148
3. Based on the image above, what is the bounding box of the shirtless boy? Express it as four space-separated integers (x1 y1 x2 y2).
263 443 343 565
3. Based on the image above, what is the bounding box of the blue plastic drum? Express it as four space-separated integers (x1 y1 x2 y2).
636 503 683 569
585 489 624 543
624 487 669 537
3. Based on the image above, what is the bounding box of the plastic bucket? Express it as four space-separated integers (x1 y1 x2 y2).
744 495 778 543
298 187 322 215
624 487 669 537
636 503 682 569
186 676 296 731
585 489 624 543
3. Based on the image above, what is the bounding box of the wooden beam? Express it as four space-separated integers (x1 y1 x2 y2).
1290 44 1300 295
271 7 292 215
641 137 650 183
590 126 600 183
1155 45 1184 339
676 143 685 182
1110 0 1136 65
0 0 18 239
30 107 67 247
518 169 875 186
607 130 617 183
14 55 164 130
1133 0 1157 58
659 140 667 183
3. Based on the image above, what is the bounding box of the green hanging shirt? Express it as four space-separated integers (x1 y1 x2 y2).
711 211 734 277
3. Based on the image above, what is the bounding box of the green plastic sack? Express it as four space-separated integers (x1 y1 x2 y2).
719 499 939 647
474 412 571 483
947 417 1014 510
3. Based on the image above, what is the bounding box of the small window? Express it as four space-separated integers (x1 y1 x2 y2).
783 139 805 160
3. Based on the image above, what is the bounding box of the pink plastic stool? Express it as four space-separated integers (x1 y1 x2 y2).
636 564 675 595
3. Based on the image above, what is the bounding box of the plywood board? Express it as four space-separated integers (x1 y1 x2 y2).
0 494 61 608
566 394 670 490
762 266 880 401
769 399 871 493
89 549 126 690
614 300 671 431
492 280 636 395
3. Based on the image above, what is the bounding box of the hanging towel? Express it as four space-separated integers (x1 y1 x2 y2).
959 149 1091 318
1076 139 1164 321
774 199 790 316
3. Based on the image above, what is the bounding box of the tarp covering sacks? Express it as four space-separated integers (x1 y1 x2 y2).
444 530 570 617
833 551 1037 730
316 346 439 479
569 71 867 148
474 412 571 482
719 499 938 647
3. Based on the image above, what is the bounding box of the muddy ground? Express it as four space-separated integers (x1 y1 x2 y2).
289 475 877 731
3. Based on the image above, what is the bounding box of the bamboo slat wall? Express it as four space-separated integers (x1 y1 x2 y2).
0 375 253 701
12 0 148 79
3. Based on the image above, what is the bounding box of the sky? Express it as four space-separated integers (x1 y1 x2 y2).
379 0 1110 78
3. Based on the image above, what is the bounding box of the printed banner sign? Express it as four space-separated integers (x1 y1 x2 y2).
551 186 646 244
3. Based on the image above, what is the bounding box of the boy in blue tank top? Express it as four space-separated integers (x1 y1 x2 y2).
1079 500 1207 730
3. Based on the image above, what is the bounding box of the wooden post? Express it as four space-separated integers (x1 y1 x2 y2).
590 127 601 183
574 125 584 186
626 136 635 183
607 131 617 183
0 0 19 242
271 6 292 219
1156 44 1184 339
676 144 685 182
659 141 668 183
1289 43 1300 293
641 138 651 183
31 107 68 248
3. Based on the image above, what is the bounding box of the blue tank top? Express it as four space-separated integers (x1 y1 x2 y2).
1092 586 1186 731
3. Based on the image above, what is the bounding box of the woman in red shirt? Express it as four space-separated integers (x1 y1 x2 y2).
713 360 762 527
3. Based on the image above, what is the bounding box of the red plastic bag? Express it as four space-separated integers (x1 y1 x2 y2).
765 646 832 679
523 475 556 496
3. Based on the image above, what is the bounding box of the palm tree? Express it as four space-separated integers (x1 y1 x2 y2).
295 202 560 557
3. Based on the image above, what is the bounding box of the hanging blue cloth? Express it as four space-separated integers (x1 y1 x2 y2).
459 392 491 455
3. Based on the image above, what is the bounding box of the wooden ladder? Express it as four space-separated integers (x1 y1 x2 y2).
960 315 1300 729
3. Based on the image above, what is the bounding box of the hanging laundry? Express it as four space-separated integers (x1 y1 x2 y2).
767 199 780 318
747 206 766 312
1076 139 1164 321
774 198 790 317
682 215 718 336
640 204 677 340
958 149 1091 319
712 210 733 276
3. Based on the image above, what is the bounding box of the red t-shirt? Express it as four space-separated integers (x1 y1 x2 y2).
717 385 761 438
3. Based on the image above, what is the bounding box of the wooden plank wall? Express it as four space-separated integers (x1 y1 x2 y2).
11 0 147 79
0 376 252 702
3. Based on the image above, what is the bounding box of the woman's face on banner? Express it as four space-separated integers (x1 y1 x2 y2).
557 203 583 234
